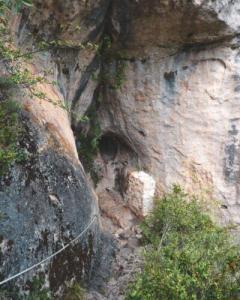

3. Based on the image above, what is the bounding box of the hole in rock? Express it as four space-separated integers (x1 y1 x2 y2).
98 133 139 194
99 133 138 166
99 135 119 161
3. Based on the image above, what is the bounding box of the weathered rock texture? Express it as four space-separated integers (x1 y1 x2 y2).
125 171 156 217
1 0 240 297
96 0 240 227
0 0 110 296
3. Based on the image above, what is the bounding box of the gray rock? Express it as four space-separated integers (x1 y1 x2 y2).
2 0 240 298
0 118 100 295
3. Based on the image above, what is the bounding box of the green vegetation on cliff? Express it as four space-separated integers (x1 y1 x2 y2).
0 276 86 299
0 100 26 176
0 0 32 12
126 186 240 300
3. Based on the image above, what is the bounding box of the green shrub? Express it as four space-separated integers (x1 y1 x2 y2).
63 282 86 300
0 276 52 300
126 186 240 300
0 100 26 176
26 276 52 300
77 112 101 174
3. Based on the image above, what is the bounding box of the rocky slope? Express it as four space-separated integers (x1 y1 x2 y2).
0 0 240 298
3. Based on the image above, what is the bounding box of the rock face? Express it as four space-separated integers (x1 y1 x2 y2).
0 117 99 294
0 0 110 296
1 0 240 297
96 0 240 227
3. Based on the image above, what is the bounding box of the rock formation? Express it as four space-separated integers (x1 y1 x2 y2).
96 0 240 227
0 0 109 296
0 0 240 298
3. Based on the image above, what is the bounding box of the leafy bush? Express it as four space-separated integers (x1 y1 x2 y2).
63 282 86 300
0 276 52 300
76 108 101 174
0 100 26 176
0 0 32 18
126 186 240 300
26 276 52 300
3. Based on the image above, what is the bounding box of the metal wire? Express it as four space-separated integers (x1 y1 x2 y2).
0 214 98 286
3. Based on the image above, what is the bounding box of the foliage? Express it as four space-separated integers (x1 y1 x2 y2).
111 59 127 90
38 39 99 51
0 0 32 13
126 186 240 300
77 116 101 174
0 286 22 300
98 35 127 90
63 282 86 300
0 0 65 109
0 275 52 300
0 0 52 176
26 276 52 300
0 100 26 176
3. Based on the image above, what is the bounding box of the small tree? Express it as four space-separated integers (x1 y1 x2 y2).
126 186 240 300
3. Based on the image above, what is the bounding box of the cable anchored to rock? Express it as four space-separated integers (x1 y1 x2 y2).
0 214 98 286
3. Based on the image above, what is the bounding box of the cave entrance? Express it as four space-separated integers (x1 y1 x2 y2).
99 134 119 161
98 133 138 165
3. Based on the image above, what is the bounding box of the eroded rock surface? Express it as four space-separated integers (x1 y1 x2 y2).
96 0 240 228
0 0 110 296
1 0 240 298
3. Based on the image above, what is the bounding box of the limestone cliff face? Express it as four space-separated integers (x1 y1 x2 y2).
1 0 240 296
96 0 240 227
0 0 110 296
